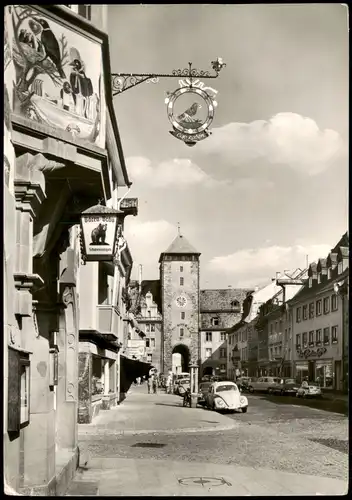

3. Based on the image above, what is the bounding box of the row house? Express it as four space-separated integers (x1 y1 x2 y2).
127 277 163 373
3 4 145 494
226 270 305 378
289 234 349 391
199 289 249 378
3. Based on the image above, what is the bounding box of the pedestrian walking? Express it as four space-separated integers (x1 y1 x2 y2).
166 373 172 394
152 374 157 394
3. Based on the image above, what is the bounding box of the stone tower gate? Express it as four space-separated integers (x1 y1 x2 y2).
159 234 200 373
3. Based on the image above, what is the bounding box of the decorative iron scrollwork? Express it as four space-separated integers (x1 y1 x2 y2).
111 59 226 95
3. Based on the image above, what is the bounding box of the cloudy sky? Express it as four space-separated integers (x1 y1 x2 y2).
109 4 348 289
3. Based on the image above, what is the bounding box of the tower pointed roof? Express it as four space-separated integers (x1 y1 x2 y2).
159 234 200 261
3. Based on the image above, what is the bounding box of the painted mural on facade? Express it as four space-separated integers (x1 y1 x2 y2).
10 5 106 149
4 6 16 190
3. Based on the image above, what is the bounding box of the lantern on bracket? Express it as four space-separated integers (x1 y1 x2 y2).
80 204 123 262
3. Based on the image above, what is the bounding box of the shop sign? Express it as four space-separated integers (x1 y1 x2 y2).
165 79 219 147
296 347 327 359
80 204 122 262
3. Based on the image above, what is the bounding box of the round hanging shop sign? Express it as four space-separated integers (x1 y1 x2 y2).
165 86 217 147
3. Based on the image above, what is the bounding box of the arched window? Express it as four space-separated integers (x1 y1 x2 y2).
231 300 240 310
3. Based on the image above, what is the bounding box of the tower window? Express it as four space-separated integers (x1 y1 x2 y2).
180 277 184 286
180 266 183 272
181 312 185 320
147 353 152 363
146 338 150 348
151 324 155 332
180 327 184 338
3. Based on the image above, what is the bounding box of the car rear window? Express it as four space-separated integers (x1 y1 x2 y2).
216 384 237 392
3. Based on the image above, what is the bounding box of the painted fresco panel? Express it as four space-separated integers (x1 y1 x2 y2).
9 5 106 149
4 6 16 191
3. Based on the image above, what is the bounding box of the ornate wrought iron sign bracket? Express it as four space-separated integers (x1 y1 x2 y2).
111 59 226 96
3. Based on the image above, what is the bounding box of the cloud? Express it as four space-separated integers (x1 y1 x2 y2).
197 112 345 176
124 218 176 278
208 242 332 287
126 156 228 188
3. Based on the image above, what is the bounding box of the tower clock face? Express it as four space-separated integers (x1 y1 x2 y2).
175 296 187 308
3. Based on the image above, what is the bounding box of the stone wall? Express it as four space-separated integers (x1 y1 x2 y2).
201 312 242 330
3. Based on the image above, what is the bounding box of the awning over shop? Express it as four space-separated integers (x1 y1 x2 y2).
120 355 152 394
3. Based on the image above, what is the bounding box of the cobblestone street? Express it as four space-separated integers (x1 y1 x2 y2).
68 386 348 495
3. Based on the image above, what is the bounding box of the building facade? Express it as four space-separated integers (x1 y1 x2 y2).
128 278 163 372
289 237 349 391
159 234 201 373
3 4 136 494
199 289 248 378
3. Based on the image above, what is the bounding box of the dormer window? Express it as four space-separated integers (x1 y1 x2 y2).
211 317 220 327
317 273 321 284
327 267 331 279
338 261 343 274
308 277 313 288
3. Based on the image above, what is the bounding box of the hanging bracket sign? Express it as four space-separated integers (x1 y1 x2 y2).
165 78 219 147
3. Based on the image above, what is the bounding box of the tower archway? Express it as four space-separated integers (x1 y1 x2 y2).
172 344 190 374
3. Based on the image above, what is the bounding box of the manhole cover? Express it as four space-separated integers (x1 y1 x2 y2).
309 438 348 454
131 443 166 448
178 477 231 487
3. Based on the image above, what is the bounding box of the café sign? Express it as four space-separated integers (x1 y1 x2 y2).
80 204 123 262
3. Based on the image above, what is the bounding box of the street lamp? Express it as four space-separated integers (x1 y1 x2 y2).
80 204 124 263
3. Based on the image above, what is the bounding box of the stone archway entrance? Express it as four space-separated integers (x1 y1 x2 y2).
172 344 190 374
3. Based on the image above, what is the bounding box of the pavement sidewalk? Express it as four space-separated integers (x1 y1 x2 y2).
67 456 347 496
69 385 348 496
78 384 237 437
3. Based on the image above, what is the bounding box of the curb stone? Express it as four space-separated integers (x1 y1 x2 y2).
78 422 238 436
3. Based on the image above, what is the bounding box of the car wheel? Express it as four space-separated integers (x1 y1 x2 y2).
241 407 248 413
212 402 216 411
268 388 272 394
249 386 254 393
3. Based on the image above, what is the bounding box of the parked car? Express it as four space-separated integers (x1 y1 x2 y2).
296 382 322 398
250 376 282 393
237 377 257 392
198 381 212 405
175 377 190 396
270 378 300 395
206 381 248 413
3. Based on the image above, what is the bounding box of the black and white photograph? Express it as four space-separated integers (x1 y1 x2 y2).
3 3 348 496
